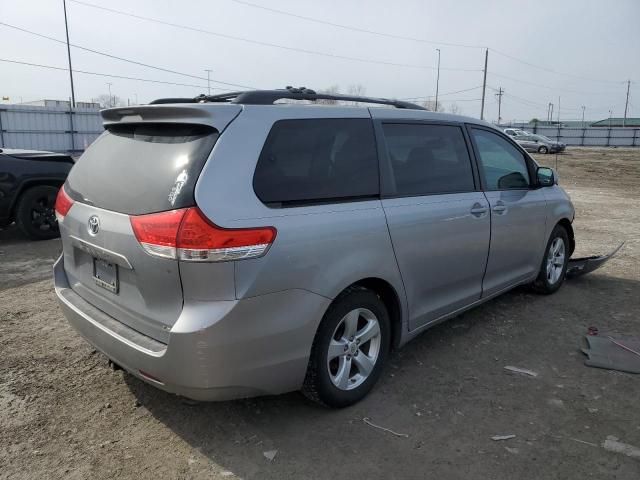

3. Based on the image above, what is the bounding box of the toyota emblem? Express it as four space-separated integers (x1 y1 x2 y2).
88 215 100 236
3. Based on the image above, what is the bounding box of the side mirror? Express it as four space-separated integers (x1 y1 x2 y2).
536 166 555 187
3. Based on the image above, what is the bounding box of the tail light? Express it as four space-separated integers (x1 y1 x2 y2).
54 186 74 221
130 207 276 262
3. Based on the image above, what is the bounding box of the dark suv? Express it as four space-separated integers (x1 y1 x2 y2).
0 148 74 239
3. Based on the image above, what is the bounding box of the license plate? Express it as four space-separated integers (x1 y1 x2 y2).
93 258 119 294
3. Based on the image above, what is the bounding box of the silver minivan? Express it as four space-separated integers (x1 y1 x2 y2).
54 88 575 407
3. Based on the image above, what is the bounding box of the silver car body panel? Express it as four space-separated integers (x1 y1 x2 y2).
481 188 548 295
54 102 576 400
382 192 490 330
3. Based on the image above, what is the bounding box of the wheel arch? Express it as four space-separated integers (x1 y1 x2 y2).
557 218 575 256
335 277 404 350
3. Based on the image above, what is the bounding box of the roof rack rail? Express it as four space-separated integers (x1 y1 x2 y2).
149 86 425 110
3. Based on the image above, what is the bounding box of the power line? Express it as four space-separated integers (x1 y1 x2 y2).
228 0 483 49
487 86 550 110
68 0 482 72
442 98 482 102
487 48 620 85
0 22 256 90
0 57 239 91
497 90 593 113
487 71 620 95
1 57 462 102
227 0 622 85
401 85 482 100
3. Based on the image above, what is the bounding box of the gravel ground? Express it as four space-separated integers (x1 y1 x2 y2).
1 147 639 479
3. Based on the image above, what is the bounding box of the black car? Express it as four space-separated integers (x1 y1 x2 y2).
0 148 74 240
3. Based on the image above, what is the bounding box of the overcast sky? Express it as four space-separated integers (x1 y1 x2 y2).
1 0 638 122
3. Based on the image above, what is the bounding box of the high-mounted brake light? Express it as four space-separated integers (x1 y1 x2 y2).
130 207 276 262
54 186 74 221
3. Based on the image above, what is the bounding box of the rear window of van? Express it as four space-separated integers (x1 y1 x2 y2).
66 123 218 215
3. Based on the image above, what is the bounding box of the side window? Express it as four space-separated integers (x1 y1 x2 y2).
382 123 475 196
253 119 378 206
471 128 531 190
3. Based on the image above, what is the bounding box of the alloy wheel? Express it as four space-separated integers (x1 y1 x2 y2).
546 237 565 285
327 308 382 391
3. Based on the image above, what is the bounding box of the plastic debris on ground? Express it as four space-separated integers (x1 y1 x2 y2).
504 366 538 377
582 327 640 374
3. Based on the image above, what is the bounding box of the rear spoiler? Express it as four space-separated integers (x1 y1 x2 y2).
100 104 242 130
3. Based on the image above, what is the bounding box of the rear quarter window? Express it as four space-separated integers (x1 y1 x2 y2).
253 118 379 207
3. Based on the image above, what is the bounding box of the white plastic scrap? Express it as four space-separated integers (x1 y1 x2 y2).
362 417 409 438
491 434 516 441
504 366 539 377
263 450 278 462
602 436 640 460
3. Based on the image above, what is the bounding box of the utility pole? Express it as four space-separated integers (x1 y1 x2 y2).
205 69 212 95
434 49 441 112
495 87 504 125
581 105 586 127
107 82 113 107
557 96 561 124
62 0 76 108
609 110 612 128
623 80 631 127
480 49 488 120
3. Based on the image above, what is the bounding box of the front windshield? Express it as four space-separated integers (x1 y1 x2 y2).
535 135 552 141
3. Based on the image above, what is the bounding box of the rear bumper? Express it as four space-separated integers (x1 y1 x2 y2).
54 255 330 401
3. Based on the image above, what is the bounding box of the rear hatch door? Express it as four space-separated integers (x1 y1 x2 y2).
60 104 241 342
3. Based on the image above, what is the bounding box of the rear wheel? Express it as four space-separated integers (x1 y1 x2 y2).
538 145 549 154
15 185 60 240
302 287 390 408
533 225 569 294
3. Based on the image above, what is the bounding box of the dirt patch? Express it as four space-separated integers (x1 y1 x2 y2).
1 147 639 479
0 225 61 291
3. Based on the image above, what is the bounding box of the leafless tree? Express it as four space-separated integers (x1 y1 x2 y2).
347 84 366 97
449 103 461 115
95 94 125 108
422 99 445 112
317 85 340 104
345 84 367 106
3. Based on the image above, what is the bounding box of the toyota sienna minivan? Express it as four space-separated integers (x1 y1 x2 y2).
54 87 575 407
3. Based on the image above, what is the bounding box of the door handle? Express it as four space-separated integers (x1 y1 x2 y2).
470 203 488 217
492 201 507 214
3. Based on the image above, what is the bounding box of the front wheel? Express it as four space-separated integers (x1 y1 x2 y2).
302 287 390 408
538 145 549 154
533 225 569 294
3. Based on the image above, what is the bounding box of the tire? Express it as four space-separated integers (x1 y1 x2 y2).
302 286 391 408
538 145 549 154
15 185 60 240
532 224 569 294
